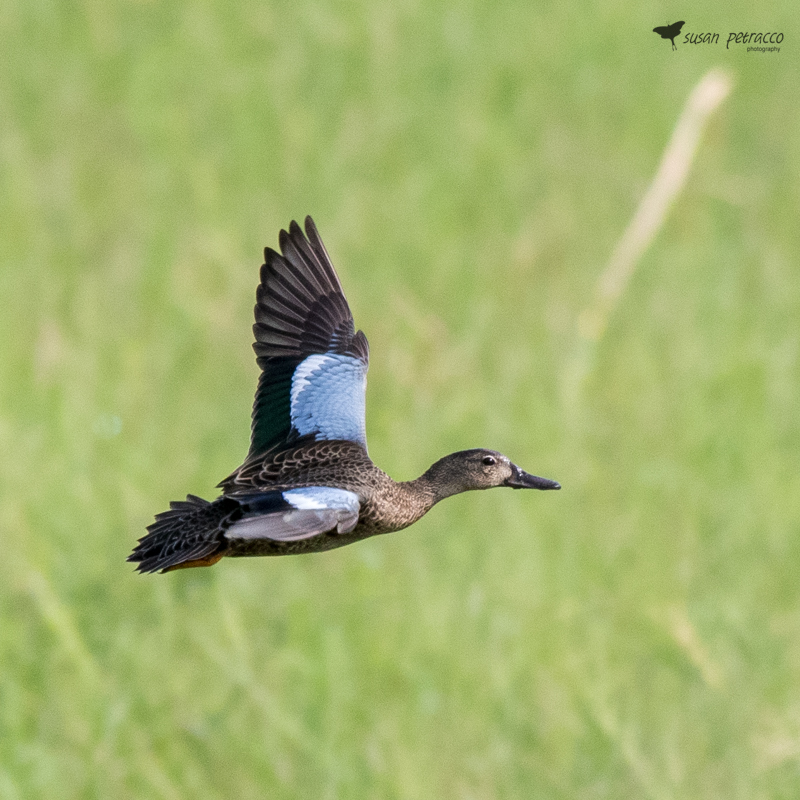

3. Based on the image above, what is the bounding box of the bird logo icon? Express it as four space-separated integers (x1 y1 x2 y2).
653 20 685 50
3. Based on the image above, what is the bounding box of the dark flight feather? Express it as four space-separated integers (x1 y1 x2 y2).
249 217 369 456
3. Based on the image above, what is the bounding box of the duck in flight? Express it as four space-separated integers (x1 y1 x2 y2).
129 218 560 573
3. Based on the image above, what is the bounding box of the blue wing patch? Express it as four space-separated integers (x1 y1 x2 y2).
290 354 368 447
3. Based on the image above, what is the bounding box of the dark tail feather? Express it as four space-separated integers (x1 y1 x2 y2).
129 495 240 574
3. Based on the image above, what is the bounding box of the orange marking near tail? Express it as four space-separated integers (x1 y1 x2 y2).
162 551 225 573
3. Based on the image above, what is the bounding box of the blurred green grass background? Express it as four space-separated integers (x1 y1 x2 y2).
1 0 799 797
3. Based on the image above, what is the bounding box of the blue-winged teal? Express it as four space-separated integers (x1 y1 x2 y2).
130 218 560 573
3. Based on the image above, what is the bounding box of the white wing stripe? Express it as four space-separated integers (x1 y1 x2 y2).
225 487 361 541
283 486 360 514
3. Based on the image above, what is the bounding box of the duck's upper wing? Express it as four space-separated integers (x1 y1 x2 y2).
248 217 369 457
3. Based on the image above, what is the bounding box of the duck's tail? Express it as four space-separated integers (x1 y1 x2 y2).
129 495 240 573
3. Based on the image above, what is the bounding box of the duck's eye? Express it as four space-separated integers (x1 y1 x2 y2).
482 456 496 466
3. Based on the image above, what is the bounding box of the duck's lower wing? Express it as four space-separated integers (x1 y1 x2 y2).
225 487 360 543
130 488 360 573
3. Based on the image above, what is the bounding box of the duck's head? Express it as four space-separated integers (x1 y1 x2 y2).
423 449 560 496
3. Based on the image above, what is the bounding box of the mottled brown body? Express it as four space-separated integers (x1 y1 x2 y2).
222 439 438 558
